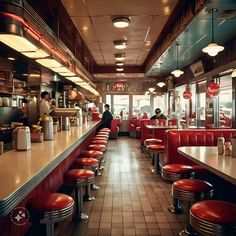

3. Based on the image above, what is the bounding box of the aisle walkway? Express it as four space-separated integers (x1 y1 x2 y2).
59 137 186 236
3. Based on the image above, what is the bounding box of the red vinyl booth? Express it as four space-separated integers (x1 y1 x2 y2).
110 119 119 139
163 129 236 166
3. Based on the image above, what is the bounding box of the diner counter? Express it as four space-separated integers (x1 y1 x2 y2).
0 121 100 217
178 146 236 185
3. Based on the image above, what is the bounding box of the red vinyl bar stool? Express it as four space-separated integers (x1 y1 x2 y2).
97 131 109 136
95 134 109 140
146 144 165 173
99 128 111 133
64 169 95 221
190 200 236 236
144 138 162 147
74 158 100 194
26 193 74 236
87 144 106 152
80 150 104 175
161 164 196 213
92 136 107 141
91 139 108 146
172 179 213 235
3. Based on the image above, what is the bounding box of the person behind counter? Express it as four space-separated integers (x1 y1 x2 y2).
150 108 167 120
39 91 53 117
100 104 113 129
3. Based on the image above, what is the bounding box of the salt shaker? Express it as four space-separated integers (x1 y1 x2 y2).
217 137 225 155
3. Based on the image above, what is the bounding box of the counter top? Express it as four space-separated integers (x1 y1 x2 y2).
0 121 100 217
178 146 236 185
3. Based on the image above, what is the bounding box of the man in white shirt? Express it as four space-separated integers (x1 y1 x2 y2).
39 91 51 117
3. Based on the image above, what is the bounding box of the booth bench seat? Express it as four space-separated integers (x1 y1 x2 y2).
163 129 236 166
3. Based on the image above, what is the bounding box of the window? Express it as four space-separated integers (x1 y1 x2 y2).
113 95 129 119
133 95 150 118
219 75 232 127
154 94 167 117
175 85 185 119
106 94 111 106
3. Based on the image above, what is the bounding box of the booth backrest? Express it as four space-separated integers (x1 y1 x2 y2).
140 119 154 144
110 119 119 133
164 129 236 165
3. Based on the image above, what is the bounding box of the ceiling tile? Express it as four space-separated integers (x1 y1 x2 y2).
84 0 159 15
61 0 87 16
72 17 97 41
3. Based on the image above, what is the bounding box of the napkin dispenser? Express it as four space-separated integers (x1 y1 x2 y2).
14 126 31 151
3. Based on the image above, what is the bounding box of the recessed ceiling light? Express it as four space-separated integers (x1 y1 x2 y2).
116 67 124 72
114 40 127 49
112 16 130 28
116 61 124 66
8 57 15 61
115 53 126 61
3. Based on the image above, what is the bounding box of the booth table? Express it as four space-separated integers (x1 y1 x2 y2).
178 146 236 185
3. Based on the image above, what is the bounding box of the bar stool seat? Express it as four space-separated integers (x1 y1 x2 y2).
26 193 74 236
100 128 111 133
173 179 213 235
162 164 196 182
80 150 104 159
91 140 108 145
144 138 162 146
190 200 236 236
97 131 109 135
95 134 109 139
64 169 95 221
74 157 99 168
87 144 106 152
92 136 107 141
146 144 165 173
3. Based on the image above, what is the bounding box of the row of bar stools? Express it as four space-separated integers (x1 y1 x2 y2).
64 169 95 221
172 179 214 235
161 164 196 213
26 193 74 236
190 200 236 236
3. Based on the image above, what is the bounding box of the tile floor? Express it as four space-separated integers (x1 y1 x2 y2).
58 137 187 236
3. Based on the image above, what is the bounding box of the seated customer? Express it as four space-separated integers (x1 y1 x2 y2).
100 104 113 129
150 108 167 120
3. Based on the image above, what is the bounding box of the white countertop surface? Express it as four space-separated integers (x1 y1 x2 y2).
178 146 236 185
0 121 100 216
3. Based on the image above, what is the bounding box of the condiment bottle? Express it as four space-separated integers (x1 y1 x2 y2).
231 135 236 158
224 142 231 156
217 137 225 155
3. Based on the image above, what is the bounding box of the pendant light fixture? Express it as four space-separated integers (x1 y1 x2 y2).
231 69 236 77
171 42 184 77
157 62 166 87
114 40 127 49
202 9 224 57
112 16 130 28
116 61 124 66
115 53 126 61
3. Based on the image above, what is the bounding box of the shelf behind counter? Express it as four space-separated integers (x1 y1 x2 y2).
0 121 100 217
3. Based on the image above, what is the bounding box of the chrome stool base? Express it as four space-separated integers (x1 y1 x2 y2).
168 204 182 214
179 228 198 236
